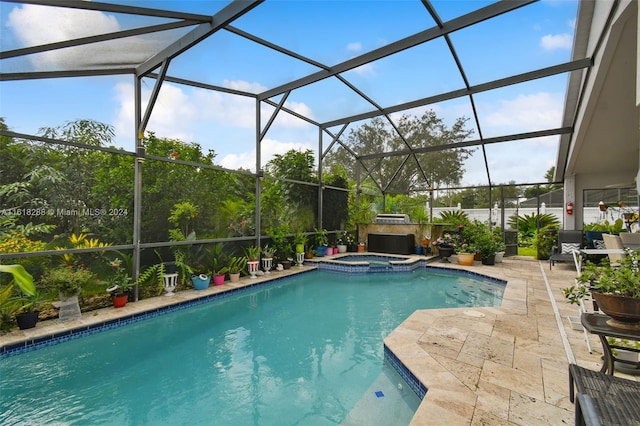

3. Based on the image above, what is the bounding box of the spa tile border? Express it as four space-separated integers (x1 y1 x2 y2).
314 256 426 273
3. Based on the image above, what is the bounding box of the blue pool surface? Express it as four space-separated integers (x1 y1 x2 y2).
0 269 505 425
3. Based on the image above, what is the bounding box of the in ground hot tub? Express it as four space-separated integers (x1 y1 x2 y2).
315 254 423 273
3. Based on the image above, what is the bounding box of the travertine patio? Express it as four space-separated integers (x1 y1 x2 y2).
388 256 637 425
1 255 635 425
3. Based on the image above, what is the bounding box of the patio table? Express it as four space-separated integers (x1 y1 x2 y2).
580 312 640 374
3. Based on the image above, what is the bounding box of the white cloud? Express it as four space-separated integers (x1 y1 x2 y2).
114 81 314 147
346 42 363 52
350 63 376 77
6 4 164 70
8 4 119 44
220 138 315 171
540 33 572 50
460 92 563 184
223 79 267 93
114 82 197 143
484 92 562 134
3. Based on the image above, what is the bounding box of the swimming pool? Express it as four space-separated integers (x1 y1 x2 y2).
0 268 505 425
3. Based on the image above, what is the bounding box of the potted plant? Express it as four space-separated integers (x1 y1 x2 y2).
293 230 307 254
607 337 640 375
563 248 640 325
228 256 247 282
314 228 328 256
433 232 457 261
41 264 96 321
0 264 41 329
245 245 261 278
269 225 292 266
105 258 133 307
492 229 507 262
343 231 356 252
304 245 315 259
209 243 228 285
261 245 276 273
456 243 476 266
336 232 347 253
188 245 212 290
212 267 228 285
475 232 500 265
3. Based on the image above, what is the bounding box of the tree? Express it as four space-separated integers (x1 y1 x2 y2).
262 149 317 231
522 166 562 199
139 132 234 241
324 111 475 194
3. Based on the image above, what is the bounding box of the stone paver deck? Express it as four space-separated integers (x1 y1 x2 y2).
2 255 636 425
387 256 638 425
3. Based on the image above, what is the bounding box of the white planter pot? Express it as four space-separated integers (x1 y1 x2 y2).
162 273 178 296
495 252 505 263
262 257 273 274
615 349 640 375
337 244 347 253
248 260 259 278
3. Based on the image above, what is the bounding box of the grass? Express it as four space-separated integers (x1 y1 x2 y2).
518 246 538 258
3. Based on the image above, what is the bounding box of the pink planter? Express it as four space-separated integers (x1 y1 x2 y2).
213 274 225 286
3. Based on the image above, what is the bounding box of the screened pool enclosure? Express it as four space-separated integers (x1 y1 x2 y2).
1 1 638 296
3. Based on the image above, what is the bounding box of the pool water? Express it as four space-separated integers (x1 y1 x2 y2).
0 269 504 425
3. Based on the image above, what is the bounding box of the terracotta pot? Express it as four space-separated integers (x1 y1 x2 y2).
592 292 640 324
112 293 128 308
457 252 475 266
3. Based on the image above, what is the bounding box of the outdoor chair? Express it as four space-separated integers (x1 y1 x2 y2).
584 231 607 250
619 233 640 250
569 363 640 425
602 234 626 266
549 230 583 270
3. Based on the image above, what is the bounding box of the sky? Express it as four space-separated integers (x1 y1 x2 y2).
0 0 580 187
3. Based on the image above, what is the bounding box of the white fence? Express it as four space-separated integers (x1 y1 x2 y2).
429 204 637 231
